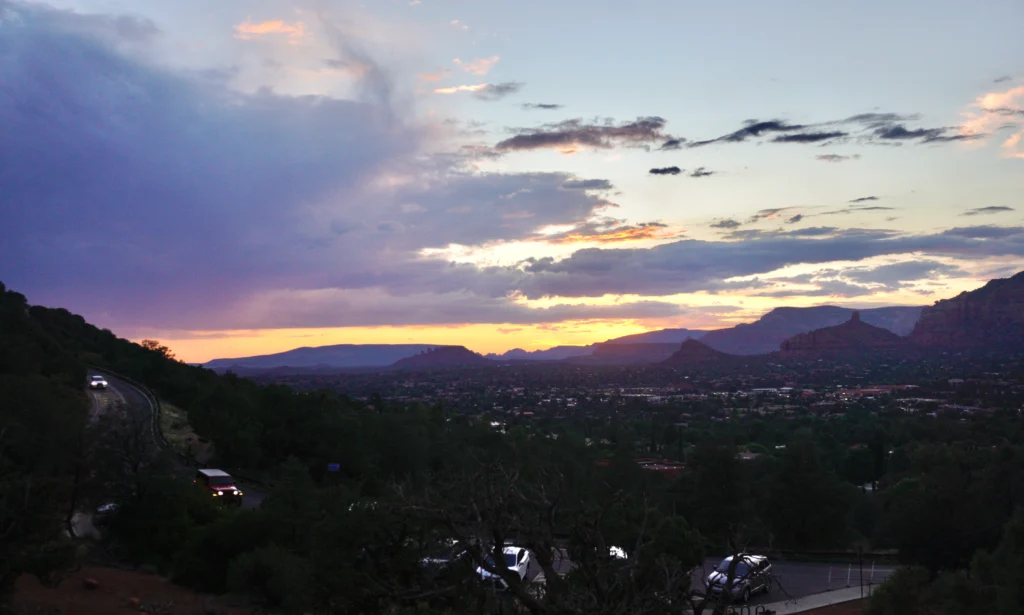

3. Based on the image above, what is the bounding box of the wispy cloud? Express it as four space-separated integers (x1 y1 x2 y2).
849 196 879 203
872 124 975 143
748 207 800 223
234 19 308 43
961 83 1024 158
474 82 523 101
994 76 1012 84
689 120 806 147
454 55 500 76
786 214 804 224
962 206 1015 216
689 113 978 149
522 103 563 111
690 167 714 177
450 19 469 30
496 116 678 153
817 154 860 163
436 83 523 101
649 166 681 175
710 218 742 230
773 131 847 143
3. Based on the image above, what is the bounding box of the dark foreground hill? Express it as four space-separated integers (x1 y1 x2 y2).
661 339 737 366
565 343 681 365
390 346 493 369
909 270 1024 349
700 305 923 355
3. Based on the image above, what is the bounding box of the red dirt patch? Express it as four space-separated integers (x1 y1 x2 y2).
12 566 250 615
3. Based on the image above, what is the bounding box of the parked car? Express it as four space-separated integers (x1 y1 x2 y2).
93 502 118 527
705 554 772 602
194 468 243 505
88 375 108 390
476 546 531 590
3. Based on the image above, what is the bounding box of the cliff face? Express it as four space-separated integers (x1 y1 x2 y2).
780 312 907 355
909 271 1024 348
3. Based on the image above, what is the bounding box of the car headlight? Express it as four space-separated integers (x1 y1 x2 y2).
213 492 220 496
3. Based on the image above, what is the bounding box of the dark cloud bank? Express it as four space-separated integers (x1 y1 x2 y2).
1 1 1020 333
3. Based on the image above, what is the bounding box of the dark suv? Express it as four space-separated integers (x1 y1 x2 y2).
195 469 243 506
705 554 772 603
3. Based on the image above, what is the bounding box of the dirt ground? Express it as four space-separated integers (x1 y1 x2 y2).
159 402 213 464
11 566 250 615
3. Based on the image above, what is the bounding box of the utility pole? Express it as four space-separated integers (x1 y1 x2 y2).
859 546 864 599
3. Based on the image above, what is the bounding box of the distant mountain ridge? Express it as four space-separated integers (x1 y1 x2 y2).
486 345 595 361
699 305 923 355
205 344 440 370
204 304 926 370
602 328 708 345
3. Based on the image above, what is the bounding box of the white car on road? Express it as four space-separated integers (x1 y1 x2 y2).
476 546 531 589
88 375 108 390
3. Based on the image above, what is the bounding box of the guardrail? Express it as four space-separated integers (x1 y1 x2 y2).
86 365 167 451
86 365 270 489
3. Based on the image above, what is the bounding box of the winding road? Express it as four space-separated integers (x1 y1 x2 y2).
72 369 265 539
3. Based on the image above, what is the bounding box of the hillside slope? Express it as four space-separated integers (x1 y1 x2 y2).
602 328 708 345
565 343 681 365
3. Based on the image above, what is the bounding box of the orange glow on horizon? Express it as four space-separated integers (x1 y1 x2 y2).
146 320 661 364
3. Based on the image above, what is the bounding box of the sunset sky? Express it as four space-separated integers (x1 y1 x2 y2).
2 0 1023 363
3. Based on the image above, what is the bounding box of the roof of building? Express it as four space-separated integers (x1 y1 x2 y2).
198 468 232 477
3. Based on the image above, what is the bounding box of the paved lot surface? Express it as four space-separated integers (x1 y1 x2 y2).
694 558 894 606
526 551 894 605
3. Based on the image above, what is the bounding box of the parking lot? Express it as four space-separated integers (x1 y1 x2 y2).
525 551 895 605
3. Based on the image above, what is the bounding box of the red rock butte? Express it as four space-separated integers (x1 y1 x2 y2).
780 311 908 355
